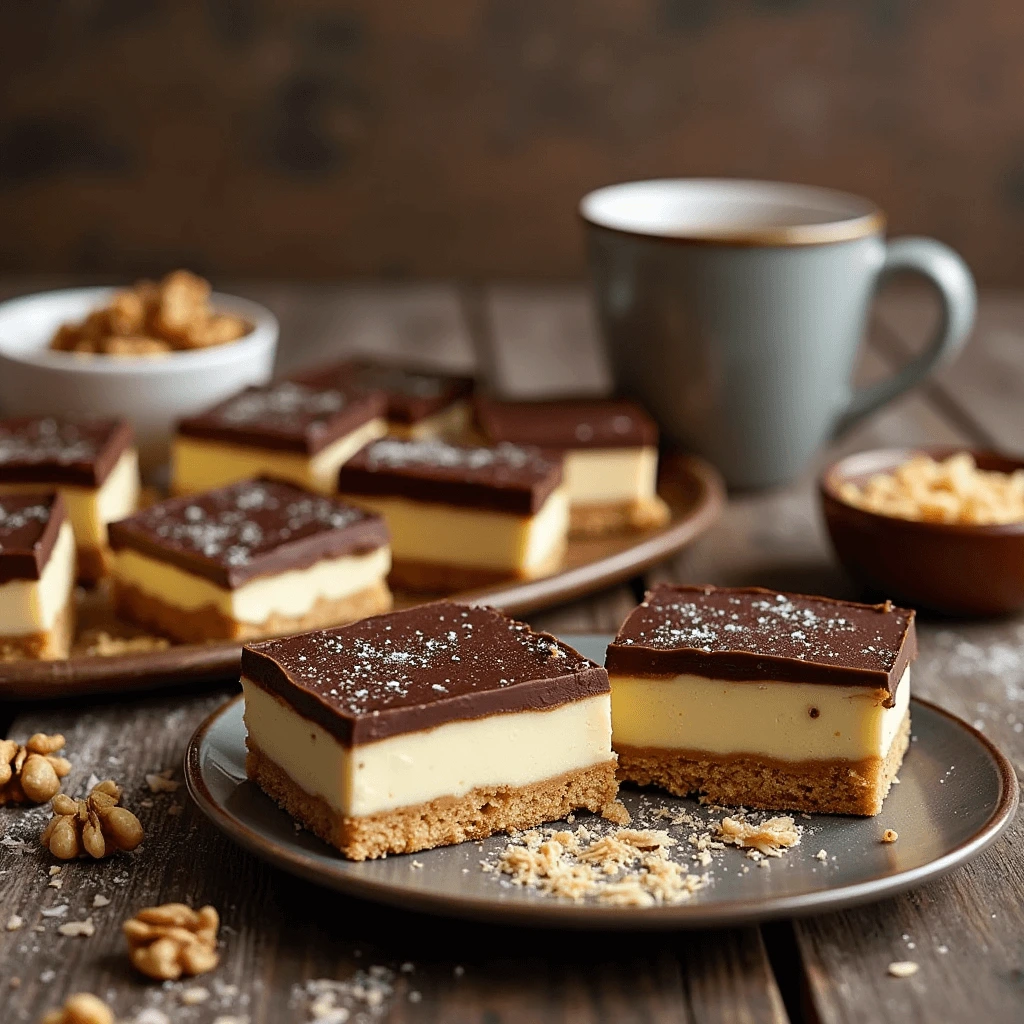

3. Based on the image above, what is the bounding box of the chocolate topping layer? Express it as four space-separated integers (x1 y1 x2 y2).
108 478 388 588
0 417 134 487
475 396 658 449
0 493 67 583
177 381 386 455
607 584 916 702
338 438 562 514
242 602 609 745
293 358 474 424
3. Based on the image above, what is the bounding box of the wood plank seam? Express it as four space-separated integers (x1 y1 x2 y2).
867 318 1002 450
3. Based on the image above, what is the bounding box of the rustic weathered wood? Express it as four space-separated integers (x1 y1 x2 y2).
783 293 1024 1024
0 691 794 1024
6 3 1024 288
473 284 789 1023
0 282 788 1023
664 311 1024 1024
482 285 611 398
617 302 1024 1023
5 282 1024 1022
874 285 1024 451
226 280 478 379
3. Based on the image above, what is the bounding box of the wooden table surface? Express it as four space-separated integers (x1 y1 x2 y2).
2 280 1022 1024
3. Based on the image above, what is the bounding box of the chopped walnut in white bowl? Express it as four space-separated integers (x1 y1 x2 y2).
0 283 277 470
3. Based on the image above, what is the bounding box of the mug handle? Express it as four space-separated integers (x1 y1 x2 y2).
834 237 976 436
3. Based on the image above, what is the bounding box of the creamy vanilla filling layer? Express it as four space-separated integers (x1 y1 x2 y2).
0 522 75 635
387 401 472 441
610 668 910 763
172 417 388 495
113 545 391 625
342 487 568 574
0 448 140 548
242 679 612 817
563 447 659 506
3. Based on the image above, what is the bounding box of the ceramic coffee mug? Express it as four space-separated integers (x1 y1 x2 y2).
581 179 976 488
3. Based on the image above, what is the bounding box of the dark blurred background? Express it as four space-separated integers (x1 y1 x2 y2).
2 0 1022 283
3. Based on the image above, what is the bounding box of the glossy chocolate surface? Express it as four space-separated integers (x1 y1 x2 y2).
0 417 134 487
108 478 388 588
606 584 916 700
242 602 609 745
293 358 474 424
0 492 66 583
338 438 562 514
475 396 658 449
177 381 385 455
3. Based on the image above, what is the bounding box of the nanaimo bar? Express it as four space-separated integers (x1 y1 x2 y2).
606 585 916 816
0 417 140 584
338 438 568 591
172 381 387 495
0 494 76 660
108 479 392 643
242 602 618 860
474 397 669 536
294 358 475 440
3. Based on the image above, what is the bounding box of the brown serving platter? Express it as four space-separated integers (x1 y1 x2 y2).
821 445 1024 617
0 453 724 700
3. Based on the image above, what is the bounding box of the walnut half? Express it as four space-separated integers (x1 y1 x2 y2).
41 780 144 860
124 903 220 980
0 734 71 805
40 992 114 1024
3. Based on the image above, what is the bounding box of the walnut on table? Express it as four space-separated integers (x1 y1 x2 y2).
123 903 220 980
0 734 71 805
40 992 114 1024
40 780 144 860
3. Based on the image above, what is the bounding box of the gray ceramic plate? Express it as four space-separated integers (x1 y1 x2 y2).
184 635 1018 929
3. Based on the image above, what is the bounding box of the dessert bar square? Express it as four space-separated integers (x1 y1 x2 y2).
338 438 568 591
108 478 392 643
241 602 618 860
0 493 76 660
474 397 669 536
606 584 916 816
172 381 387 494
0 417 140 584
293 358 474 440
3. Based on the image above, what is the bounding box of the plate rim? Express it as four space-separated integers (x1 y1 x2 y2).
184 684 1019 931
0 454 724 701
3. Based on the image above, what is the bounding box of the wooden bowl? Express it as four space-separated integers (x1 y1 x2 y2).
820 446 1024 617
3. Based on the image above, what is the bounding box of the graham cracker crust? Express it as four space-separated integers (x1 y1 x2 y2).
388 543 566 594
0 597 75 661
246 742 620 861
112 577 392 643
569 495 671 538
76 545 110 586
616 711 911 817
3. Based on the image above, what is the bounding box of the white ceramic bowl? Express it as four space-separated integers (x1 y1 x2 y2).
0 287 278 472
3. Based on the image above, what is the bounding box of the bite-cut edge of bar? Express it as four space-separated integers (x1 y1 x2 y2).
615 711 910 817
246 740 619 860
